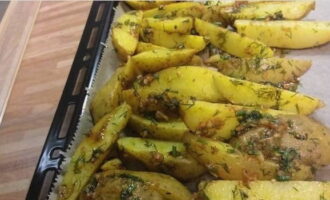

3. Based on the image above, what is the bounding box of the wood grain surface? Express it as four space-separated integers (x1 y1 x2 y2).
0 2 92 199
0 1 41 125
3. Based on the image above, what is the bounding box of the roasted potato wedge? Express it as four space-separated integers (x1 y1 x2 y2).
129 114 188 141
195 18 274 58
198 181 330 200
101 158 124 171
143 2 206 18
131 49 196 73
112 10 143 60
80 170 192 200
136 42 166 53
235 20 330 49
221 1 315 22
184 133 278 180
180 100 291 140
117 137 206 180
58 104 132 200
90 67 124 123
230 114 330 171
141 28 207 52
206 55 312 84
121 66 224 115
213 73 324 115
126 0 172 10
201 1 234 23
142 17 193 34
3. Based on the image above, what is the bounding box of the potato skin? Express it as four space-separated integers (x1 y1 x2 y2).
213 73 324 115
131 49 196 73
195 18 273 58
206 55 312 84
117 137 206 180
126 0 172 10
235 20 330 49
184 133 278 180
142 17 193 34
111 11 143 60
143 2 206 18
129 114 188 141
90 67 124 123
80 170 192 200
136 42 166 53
199 180 330 200
221 1 315 22
58 104 132 200
141 28 207 52
180 100 291 141
121 66 224 115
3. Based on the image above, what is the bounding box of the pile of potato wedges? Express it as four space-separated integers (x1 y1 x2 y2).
57 1 330 200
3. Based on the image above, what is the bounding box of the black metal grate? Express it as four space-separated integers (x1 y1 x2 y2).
26 2 118 199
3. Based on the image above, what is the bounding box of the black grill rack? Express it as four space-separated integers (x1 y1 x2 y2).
26 2 118 199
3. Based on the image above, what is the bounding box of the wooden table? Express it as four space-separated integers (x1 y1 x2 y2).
0 2 92 199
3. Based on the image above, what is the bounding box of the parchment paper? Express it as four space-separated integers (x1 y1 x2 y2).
49 1 330 198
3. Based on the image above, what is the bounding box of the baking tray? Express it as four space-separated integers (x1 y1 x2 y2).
26 2 118 199
26 1 330 199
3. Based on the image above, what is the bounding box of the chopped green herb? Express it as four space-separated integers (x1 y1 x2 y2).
169 146 181 157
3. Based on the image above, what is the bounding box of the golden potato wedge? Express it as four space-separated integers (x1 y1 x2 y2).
112 11 143 60
117 137 206 180
58 104 132 200
100 158 124 171
195 18 273 58
136 42 166 53
142 17 193 34
201 1 234 23
131 49 196 73
129 114 188 141
221 1 315 22
213 73 324 115
235 20 330 49
141 28 207 52
143 2 206 18
184 133 278 180
80 170 192 200
206 55 312 84
126 0 172 10
180 100 291 140
122 66 224 115
198 181 330 200
90 67 124 123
